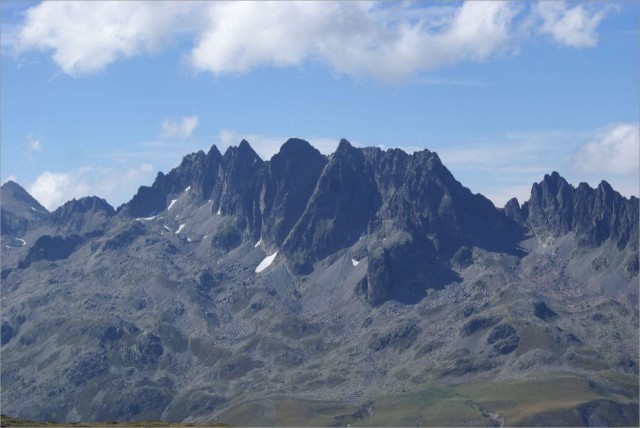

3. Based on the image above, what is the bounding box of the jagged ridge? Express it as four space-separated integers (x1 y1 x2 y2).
505 171 639 251
1 139 638 426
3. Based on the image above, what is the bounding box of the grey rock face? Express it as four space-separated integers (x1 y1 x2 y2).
1 181 49 237
507 172 639 250
0 139 638 426
260 138 327 246
122 147 222 218
284 139 380 273
18 234 82 268
210 140 264 239
364 232 441 306
50 197 115 237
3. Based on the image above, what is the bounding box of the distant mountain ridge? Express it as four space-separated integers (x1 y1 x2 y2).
2 139 638 303
1 138 638 426
116 138 637 292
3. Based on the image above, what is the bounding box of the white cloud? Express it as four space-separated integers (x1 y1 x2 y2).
533 1 614 48
159 116 199 140
16 1 195 76
28 163 155 211
26 134 42 154
12 1 617 81
28 169 91 211
218 129 342 160
572 123 639 175
433 124 639 206
191 1 519 81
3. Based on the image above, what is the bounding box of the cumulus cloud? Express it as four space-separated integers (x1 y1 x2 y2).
533 1 615 48
217 129 343 160
159 116 199 140
572 123 639 175
28 169 91 210
16 1 195 76
12 1 617 81
191 1 519 81
434 124 639 206
28 163 155 210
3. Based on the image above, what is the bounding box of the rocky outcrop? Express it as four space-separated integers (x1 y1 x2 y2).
486 324 520 354
363 232 438 306
50 196 115 236
18 234 83 268
122 145 223 218
506 172 639 250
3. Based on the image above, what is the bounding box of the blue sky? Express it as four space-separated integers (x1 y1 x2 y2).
1 1 638 210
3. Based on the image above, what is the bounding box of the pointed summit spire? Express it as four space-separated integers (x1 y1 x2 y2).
207 144 222 159
336 138 353 152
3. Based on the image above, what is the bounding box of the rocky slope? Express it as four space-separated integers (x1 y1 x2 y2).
1 139 638 426
0 180 48 238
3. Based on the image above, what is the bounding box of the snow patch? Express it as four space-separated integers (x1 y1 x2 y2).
163 225 172 232
184 186 191 192
351 258 360 266
135 216 156 221
217 209 221 215
175 224 186 234
203 235 208 239
17 238 26 246
254 239 262 248
255 251 278 273
30 206 45 213
187 237 192 242
167 199 178 210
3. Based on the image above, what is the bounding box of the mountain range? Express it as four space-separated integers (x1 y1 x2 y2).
1 138 638 426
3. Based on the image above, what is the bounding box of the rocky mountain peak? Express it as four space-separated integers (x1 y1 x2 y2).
206 144 222 160
276 138 320 158
1 139 638 426
1 181 48 237
503 197 527 224
508 173 638 250
334 138 361 159
226 139 262 164
260 139 327 246
52 197 115 219
283 139 379 273
122 144 228 217
336 137 353 150
50 196 115 237
1 181 44 210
